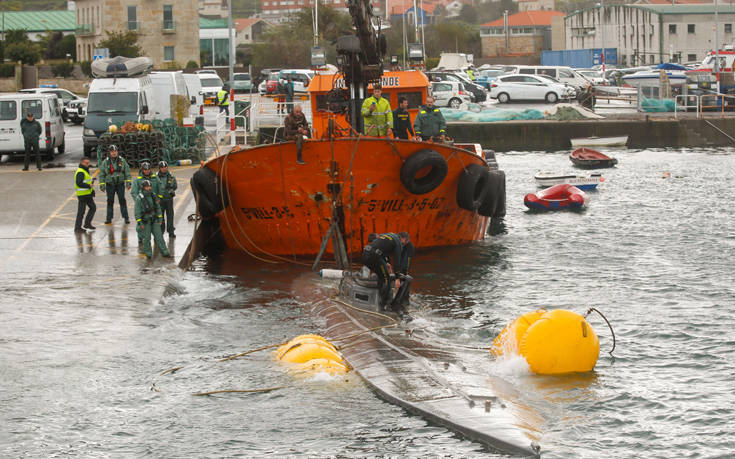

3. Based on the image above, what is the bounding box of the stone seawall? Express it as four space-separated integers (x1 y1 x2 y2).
448 118 735 151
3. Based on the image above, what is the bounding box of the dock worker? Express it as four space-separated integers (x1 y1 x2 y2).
131 161 159 198
217 84 230 121
134 179 171 260
284 104 311 165
99 145 131 225
392 96 415 140
361 232 410 310
21 112 42 171
361 84 393 137
74 156 96 233
414 96 447 142
390 232 414 311
155 161 177 238
284 77 295 113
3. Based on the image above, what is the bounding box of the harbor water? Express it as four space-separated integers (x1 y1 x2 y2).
2 148 734 457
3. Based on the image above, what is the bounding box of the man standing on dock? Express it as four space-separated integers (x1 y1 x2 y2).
414 97 446 142
73 157 96 233
20 112 42 171
155 161 177 238
99 145 131 225
361 85 393 137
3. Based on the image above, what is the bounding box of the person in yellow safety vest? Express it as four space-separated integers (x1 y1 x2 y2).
74 156 97 233
361 85 393 137
217 84 230 122
466 67 475 81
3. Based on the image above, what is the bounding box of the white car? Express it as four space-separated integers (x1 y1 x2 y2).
66 98 87 124
489 74 575 104
198 74 223 105
431 81 472 109
575 69 606 85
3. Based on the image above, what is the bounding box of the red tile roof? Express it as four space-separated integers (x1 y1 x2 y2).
235 18 262 32
638 0 711 3
482 10 564 27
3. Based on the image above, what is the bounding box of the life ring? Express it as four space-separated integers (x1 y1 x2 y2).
400 149 448 195
478 170 506 217
191 166 228 218
456 164 490 211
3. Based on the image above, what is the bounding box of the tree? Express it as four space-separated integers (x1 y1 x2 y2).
5 29 30 45
97 31 142 58
39 31 67 60
60 35 76 60
5 41 41 65
458 4 479 24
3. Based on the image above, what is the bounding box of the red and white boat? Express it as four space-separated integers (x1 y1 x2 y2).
524 183 589 211
569 147 618 169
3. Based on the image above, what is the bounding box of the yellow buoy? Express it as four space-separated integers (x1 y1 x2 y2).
276 334 337 359
290 358 348 376
278 341 344 365
108 124 118 133
491 309 547 356
519 309 599 375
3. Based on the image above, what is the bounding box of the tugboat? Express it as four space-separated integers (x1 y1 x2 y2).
188 0 505 266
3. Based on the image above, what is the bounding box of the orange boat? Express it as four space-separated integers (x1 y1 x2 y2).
187 0 505 265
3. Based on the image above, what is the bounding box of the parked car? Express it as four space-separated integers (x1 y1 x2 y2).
150 71 196 119
425 70 487 102
232 73 254 93
0 93 66 160
475 69 507 89
198 74 223 105
18 86 83 122
258 70 282 95
431 81 472 108
254 68 281 90
66 98 87 124
489 74 575 103
195 69 218 75
575 69 606 85
511 66 590 91
278 69 315 93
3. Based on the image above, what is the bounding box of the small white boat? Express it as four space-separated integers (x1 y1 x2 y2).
91 56 154 78
570 136 628 148
534 171 604 190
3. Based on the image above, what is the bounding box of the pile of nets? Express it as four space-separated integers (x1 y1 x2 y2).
95 118 206 167
641 98 676 112
440 106 545 122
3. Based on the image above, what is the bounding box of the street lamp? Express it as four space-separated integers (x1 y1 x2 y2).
596 1 606 74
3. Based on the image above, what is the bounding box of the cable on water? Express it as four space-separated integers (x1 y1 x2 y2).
584 307 616 356
192 386 286 397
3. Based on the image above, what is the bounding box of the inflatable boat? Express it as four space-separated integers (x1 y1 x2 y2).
310 270 541 457
569 148 618 169
524 183 589 210
91 56 154 78
534 171 604 190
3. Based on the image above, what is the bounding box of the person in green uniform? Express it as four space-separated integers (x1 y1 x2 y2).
413 96 447 142
155 161 177 238
131 161 158 197
134 180 171 260
20 112 42 171
361 85 393 137
99 145 132 224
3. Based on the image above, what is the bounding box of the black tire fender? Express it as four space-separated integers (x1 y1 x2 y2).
457 164 490 211
478 170 506 217
400 149 448 195
191 166 229 218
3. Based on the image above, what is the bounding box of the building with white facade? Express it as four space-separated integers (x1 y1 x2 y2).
564 4 735 67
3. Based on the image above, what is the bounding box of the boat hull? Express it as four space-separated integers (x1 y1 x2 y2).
203 138 494 259
569 147 618 169
570 136 628 148
534 172 603 190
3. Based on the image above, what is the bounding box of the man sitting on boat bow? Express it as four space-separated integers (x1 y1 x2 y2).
284 105 311 165
362 232 413 313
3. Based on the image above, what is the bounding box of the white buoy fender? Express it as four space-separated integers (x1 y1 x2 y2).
319 269 345 279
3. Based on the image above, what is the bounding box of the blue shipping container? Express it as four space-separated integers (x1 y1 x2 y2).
541 48 618 68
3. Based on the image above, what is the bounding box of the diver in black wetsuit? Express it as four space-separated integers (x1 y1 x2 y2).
361 232 412 311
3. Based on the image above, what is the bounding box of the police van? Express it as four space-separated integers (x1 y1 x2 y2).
0 93 66 160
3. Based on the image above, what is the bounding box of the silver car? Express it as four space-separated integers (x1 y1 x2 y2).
431 81 472 109
489 74 575 104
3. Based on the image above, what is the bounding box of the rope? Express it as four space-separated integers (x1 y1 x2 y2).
218 342 287 362
584 307 616 356
192 386 286 396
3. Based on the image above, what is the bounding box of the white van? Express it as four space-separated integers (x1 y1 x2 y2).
513 66 589 90
183 73 204 118
82 75 153 155
198 73 223 105
0 93 65 160
150 71 196 119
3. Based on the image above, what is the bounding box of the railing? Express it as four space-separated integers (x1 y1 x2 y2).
675 93 735 119
162 20 176 32
215 110 248 148
75 24 95 35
